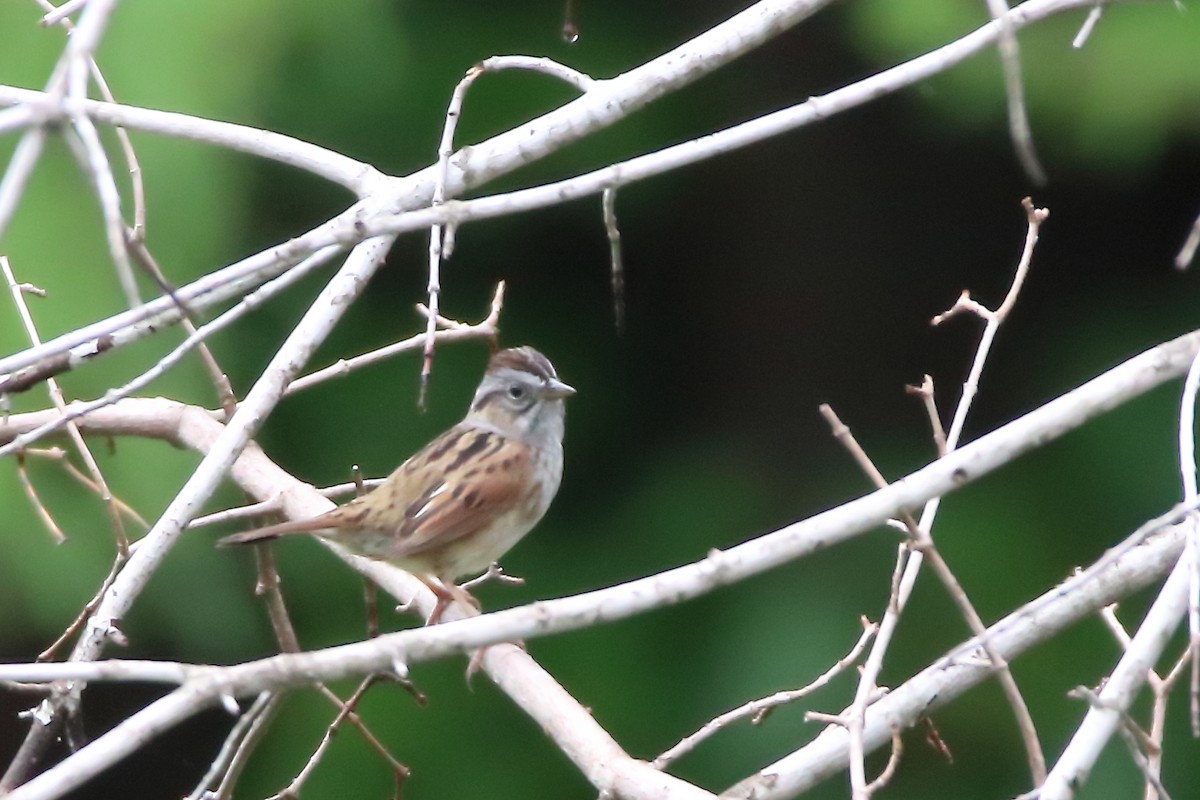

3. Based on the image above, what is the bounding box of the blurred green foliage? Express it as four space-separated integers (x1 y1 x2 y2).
846 0 1200 170
2 0 1200 798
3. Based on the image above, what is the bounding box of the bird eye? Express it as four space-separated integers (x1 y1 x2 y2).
507 384 526 400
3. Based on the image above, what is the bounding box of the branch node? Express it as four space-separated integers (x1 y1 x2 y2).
86 615 128 647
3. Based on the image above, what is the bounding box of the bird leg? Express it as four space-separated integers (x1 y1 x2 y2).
424 578 480 625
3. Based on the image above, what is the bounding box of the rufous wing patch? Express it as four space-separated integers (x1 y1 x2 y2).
388 429 532 558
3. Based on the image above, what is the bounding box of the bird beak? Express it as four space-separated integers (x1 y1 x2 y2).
544 378 576 399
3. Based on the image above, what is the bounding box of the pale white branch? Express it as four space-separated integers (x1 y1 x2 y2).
1039 555 1192 800
0 84 383 194
983 0 1046 184
726 521 1188 800
1072 5 1105 48
847 199 1049 798
0 0 1109 391
653 618 877 770
0 244 337 458
3 326 1200 800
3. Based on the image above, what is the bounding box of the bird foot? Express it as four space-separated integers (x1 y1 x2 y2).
460 562 525 591
424 580 480 625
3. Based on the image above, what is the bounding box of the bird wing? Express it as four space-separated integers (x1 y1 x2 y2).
379 425 535 558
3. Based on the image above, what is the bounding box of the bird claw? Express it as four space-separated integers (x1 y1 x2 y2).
460 562 525 591
465 648 488 686
424 580 480 625
463 640 527 686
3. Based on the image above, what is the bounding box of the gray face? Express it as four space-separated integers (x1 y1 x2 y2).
467 348 573 444
470 367 565 440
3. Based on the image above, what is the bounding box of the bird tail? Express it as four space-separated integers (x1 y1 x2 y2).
216 519 321 547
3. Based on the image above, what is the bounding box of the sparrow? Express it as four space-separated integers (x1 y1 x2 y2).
219 346 573 622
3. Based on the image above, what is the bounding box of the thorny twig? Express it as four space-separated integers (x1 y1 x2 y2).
292 281 504 397
820 403 1044 796
2 255 129 553
419 56 593 407
652 617 877 770
268 677 409 800
1100 604 1192 800
904 375 947 456
844 198 1050 799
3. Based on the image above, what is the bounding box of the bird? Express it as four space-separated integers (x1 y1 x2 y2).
218 345 574 623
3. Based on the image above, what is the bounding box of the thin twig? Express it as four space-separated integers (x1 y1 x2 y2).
844 199 1050 799
1 255 128 552
1072 5 1105 48
290 281 504 396
419 55 594 406
863 728 903 795
1176 349 1200 736
63 102 141 307
37 553 128 662
15 453 65 543
562 0 580 43
0 246 339 459
25 446 150 530
602 187 625 332
253 543 302 654
419 61 477 409
904 375 947 456
187 478 387 530
1176 210 1200 271
210 692 285 800
653 618 877 769
268 678 405 800
820 403 1045 794
363 579 380 641
460 562 526 591
125 237 239 413
983 0 1046 185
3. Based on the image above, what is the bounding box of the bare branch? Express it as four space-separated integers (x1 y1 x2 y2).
0 0 1103 390
14 453 65 543
653 618 877 770
847 198 1049 798
820 403 1045 791
905 374 947 456
3 323 1200 799
288 281 504 396
1180 349 1200 737
2 255 128 551
1040 556 1191 799
1072 5 1105 48
983 0 1047 184
420 56 593 406
726 518 1188 800
603 187 625 331
1177 209 1200 270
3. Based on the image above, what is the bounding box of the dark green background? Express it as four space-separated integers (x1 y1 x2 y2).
2 1 1200 797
